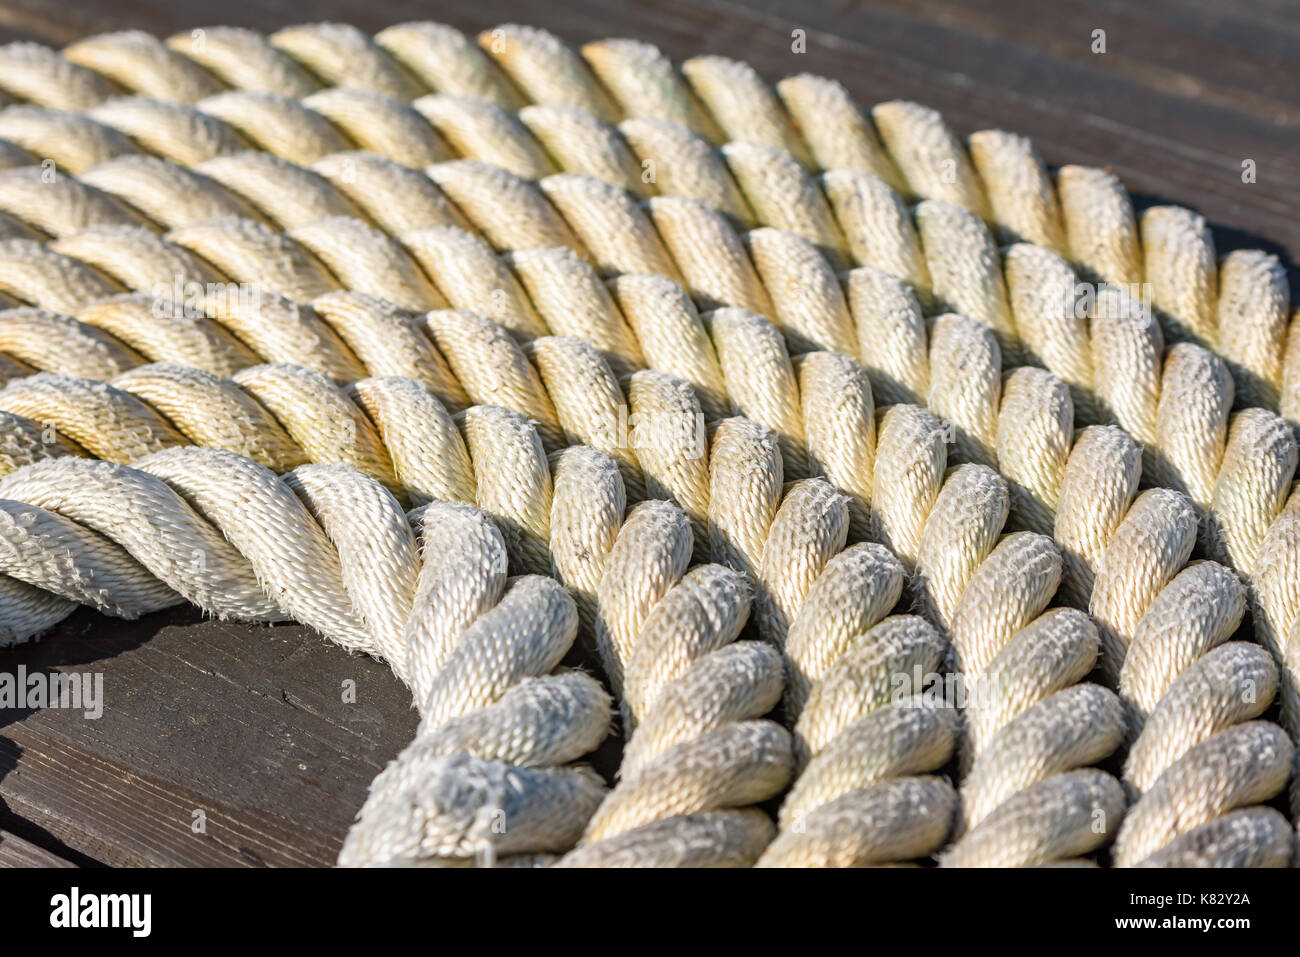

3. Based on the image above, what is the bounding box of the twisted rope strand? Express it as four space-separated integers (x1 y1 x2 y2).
0 85 1290 545
0 112 1292 613
2 20 1298 867
0 223 1279 858
0 20 1291 424
558 505 791 867
1113 562 1293 866
0 413 627 863
0 191 1279 858
0 306 1129 864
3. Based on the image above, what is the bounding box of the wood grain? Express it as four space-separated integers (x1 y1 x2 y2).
0 829 76 866
2 607 418 866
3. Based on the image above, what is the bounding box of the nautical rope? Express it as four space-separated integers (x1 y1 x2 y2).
757 540 961 866
0 444 614 864
557 502 791 867
0 82 1291 538
1112 561 1294 866
0 21 1292 427
0 227 1284 863
0 131 1293 604
0 20 1297 867
340 490 615 866
0 362 640 865
1 205 1293 584
0 315 1133 865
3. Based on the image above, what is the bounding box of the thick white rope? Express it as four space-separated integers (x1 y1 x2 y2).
0 444 614 864
0 20 1296 866
558 504 791 867
0 307 1119 865
1113 562 1293 866
0 237 1279 858
0 21 1291 427
0 145 1291 616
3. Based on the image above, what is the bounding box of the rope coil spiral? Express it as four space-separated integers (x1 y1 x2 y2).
0 18 1297 867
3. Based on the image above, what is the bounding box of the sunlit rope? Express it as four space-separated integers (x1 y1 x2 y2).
0 21 1291 424
0 20 1296 866
0 222 1284 858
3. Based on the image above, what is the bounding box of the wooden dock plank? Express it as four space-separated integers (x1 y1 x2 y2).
1 608 418 866
0 829 76 867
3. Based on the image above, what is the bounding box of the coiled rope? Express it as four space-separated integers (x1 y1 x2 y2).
558 502 791 867
0 22 1291 423
2 227 1289 863
339 493 613 866
0 442 614 864
1113 561 1293 866
0 19 1297 866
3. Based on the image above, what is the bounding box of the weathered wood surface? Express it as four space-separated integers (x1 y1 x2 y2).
0 829 76 867
2 607 420 866
0 0 1295 866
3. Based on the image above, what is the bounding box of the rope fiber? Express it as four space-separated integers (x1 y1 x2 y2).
0 18 1296 868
